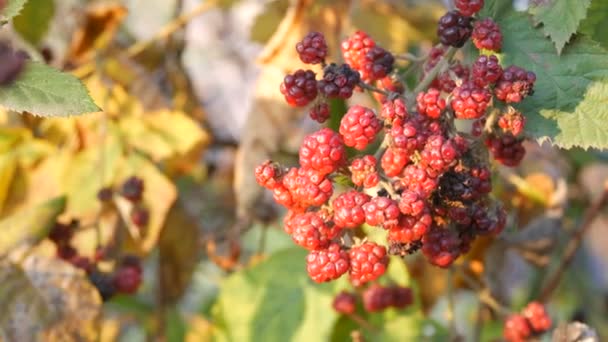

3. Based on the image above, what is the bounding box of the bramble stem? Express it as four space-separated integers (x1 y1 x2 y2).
394 52 427 63
358 81 392 98
538 181 608 302
413 47 457 94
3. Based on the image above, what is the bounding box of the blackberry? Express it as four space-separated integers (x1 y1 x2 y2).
485 133 526 167
282 167 333 209
332 291 357 314
255 160 283 190
419 135 459 175
130 206 149 228
96 187 113 202
417 88 446 119
472 18 503 52
113 265 142 294
421 226 463 268
0 43 26 86
455 0 484 17
437 11 473 48
332 190 371 229
380 97 408 122
349 242 389 285
388 211 432 243
471 54 503 87
296 32 328 65
289 211 340 250
88 271 116 301
349 155 379 188
299 128 346 175
381 147 410 177
318 63 361 99
374 76 404 103
362 196 401 229
280 69 318 107
306 243 350 282
309 102 330 123
451 81 492 119
362 284 393 312
361 46 395 81
121 176 144 202
431 62 470 93
494 65 536 103
498 109 526 136
522 301 552 333
341 31 376 73
339 105 382 150
503 314 532 342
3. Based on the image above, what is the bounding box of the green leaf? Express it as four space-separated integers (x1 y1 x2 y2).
1 0 28 21
496 10 608 149
478 0 513 19
528 0 591 54
579 0 608 49
0 196 66 256
13 0 55 45
0 62 100 116
213 248 339 342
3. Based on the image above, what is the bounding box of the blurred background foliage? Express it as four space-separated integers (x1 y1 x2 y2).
0 0 607 341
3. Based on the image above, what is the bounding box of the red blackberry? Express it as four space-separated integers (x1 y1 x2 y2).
471 54 503 87
361 46 395 81
374 76 404 103
349 242 389 285
121 176 144 202
494 66 536 103
272 184 295 209
362 284 393 312
282 167 333 209
333 291 357 314
381 147 410 177
522 301 552 333
503 314 532 342
341 31 376 72
498 109 526 136
306 243 350 283
380 97 408 122
339 105 382 150
130 206 149 228
388 211 432 243
420 135 459 174
113 265 142 294
318 63 361 99
389 118 426 154
398 190 427 216
401 164 439 198
349 155 379 188
451 81 492 119
120 255 143 274
309 102 330 123
332 190 371 228
49 222 74 245
362 196 401 229
296 32 328 65
417 88 446 119
421 226 462 268
455 0 484 17
472 18 503 52
290 211 340 250
255 160 283 190
437 11 473 48
299 128 345 175
280 69 318 107
485 133 526 167
431 62 470 93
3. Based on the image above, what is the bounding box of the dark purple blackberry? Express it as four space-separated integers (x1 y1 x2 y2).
437 11 473 48
120 176 144 202
317 63 361 99
296 32 328 65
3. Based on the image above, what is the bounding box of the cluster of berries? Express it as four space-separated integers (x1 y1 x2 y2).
332 285 413 315
503 302 552 342
48 175 148 301
257 0 536 285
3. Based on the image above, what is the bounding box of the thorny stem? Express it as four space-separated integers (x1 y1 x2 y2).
538 181 608 302
358 81 392 98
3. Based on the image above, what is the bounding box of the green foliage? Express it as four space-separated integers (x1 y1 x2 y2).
13 0 55 45
490 4 608 149
0 62 100 116
0 0 28 22
579 0 608 50
0 196 65 256
528 0 591 54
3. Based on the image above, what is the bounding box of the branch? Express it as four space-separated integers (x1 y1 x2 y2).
539 181 608 302
412 47 456 94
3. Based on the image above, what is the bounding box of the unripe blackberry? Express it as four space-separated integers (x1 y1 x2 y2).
451 81 492 119
363 196 401 229
503 314 532 342
282 167 333 209
130 206 149 228
272 184 295 209
389 118 426 154
498 109 526 136
280 69 318 107
255 160 283 190
398 190 427 217
318 63 361 99
431 62 470 93
437 11 473 48
522 301 552 333
332 190 371 228
388 211 432 243
455 0 484 17
380 97 408 122
472 18 503 52
471 54 503 87
417 88 446 119
485 133 526 167
309 102 330 123
349 242 389 285
333 291 357 314
421 226 462 268
299 128 345 175
339 105 382 150
401 164 439 198
306 243 350 283
362 284 393 312
471 117 486 137
341 31 376 72
381 147 410 177
349 155 379 188
391 286 414 309
113 264 142 294
121 176 144 202
495 66 536 103
296 32 328 64
419 135 459 174
290 211 340 250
